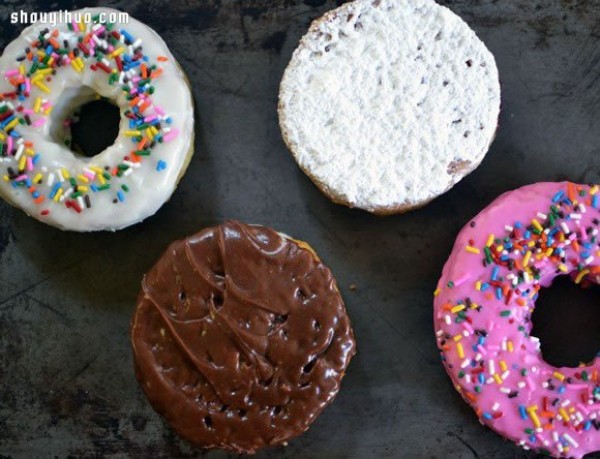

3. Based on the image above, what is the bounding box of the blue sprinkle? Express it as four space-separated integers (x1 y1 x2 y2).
120 29 135 43
25 178 31 187
482 412 492 420
529 435 536 443
585 421 592 431
495 287 502 300
491 266 499 281
32 191 39 198
558 385 566 394
478 373 485 384
593 195 599 209
49 182 61 198
552 190 564 203
524 230 531 239
32 154 40 165
91 184 98 192
480 282 489 292
117 191 125 202
519 405 528 420
156 160 167 172
1 115 15 128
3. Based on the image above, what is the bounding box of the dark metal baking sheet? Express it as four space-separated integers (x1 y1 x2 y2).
1 0 600 457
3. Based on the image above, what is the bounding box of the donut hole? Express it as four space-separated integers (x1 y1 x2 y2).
531 275 600 367
49 85 120 158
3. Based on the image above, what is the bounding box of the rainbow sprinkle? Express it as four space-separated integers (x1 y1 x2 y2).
435 182 600 457
0 14 178 216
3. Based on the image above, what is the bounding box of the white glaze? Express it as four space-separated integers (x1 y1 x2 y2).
0 7 194 231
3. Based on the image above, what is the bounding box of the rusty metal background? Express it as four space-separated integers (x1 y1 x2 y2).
1 0 600 457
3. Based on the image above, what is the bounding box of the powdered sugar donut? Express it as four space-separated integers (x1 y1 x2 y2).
279 0 500 215
434 182 600 458
0 7 194 231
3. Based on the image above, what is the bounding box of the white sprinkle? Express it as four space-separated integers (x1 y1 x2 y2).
563 433 579 448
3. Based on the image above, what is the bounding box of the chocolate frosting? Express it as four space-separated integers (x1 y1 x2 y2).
131 221 356 453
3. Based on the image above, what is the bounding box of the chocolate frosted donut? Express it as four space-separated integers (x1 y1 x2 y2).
130 221 356 453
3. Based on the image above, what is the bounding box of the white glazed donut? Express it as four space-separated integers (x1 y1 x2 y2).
0 7 194 231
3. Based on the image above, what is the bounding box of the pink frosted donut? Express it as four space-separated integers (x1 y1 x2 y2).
434 182 600 458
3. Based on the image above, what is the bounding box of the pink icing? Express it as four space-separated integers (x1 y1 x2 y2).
434 182 600 458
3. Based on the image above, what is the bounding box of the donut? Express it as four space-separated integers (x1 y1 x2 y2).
278 0 500 215
434 182 600 458
0 8 194 231
130 220 356 453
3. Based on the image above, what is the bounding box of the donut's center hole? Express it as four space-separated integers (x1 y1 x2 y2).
49 86 120 158
69 99 120 158
531 275 600 367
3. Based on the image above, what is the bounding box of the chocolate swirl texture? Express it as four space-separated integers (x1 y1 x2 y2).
130 221 356 453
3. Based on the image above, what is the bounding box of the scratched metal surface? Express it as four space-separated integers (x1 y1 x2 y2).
0 0 600 457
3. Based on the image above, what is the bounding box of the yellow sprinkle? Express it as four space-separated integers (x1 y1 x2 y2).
18 156 26 171
77 186 88 192
76 57 85 69
553 371 565 382
493 373 502 384
19 64 25 75
34 80 50 93
559 408 570 422
33 173 42 183
145 127 154 139
495 245 503 252
32 68 53 78
47 57 54 66
0 132 5 141
53 188 63 202
43 106 53 116
591 185 598 195
451 304 465 314
25 148 34 156
61 168 70 179
466 246 480 254
77 174 89 184
507 340 514 352
110 47 125 58
453 335 462 342
150 126 159 136
33 97 42 113
523 251 532 267
575 269 589 284
532 219 543 232
124 130 142 136
469 302 478 310
527 406 541 428
545 248 553 257
5 118 19 131
71 60 83 72
97 174 105 185
3 175 9 182
558 264 568 273
475 281 482 291
486 234 495 247
456 342 464 359
500 360 508 372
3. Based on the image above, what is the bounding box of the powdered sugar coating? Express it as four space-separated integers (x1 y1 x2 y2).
279 0 500 213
